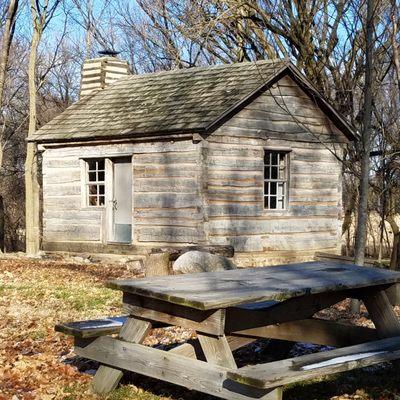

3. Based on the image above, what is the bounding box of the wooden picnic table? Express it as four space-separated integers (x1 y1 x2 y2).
74 261 400 400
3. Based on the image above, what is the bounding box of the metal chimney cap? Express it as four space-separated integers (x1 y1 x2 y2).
98 49 120 57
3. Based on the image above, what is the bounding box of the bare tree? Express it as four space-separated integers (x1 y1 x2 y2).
25 0 60 255
354 0 376 266
0 0 19 251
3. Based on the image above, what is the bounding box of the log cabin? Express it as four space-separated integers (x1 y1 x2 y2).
31 56 357 267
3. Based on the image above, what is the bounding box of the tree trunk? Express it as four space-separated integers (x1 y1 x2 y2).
0 0 19 253
351 0 375 313
25 3 41 255
0 196 4 252
387 215 400 270
391 0 400 94
391 233 400 270
0 0 18 106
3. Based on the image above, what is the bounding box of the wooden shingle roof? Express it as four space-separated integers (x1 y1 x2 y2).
32 59 356 143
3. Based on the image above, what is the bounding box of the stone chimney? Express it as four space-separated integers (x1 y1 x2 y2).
80 51 130 97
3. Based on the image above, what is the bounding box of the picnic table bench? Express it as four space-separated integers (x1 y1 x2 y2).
56 261 400 399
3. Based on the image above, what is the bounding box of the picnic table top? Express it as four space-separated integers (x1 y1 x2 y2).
107 261 400 310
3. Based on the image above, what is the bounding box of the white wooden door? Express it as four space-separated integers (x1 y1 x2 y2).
108 158 132 243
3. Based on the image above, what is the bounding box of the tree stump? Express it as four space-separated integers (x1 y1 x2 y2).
144 252 171 277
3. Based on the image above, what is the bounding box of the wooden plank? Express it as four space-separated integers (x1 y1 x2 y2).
77 336 279 400
43 170 81 184
169 342 197 359
133 152 198 164
208 148 263 157
134 177 197 192
44 226 101 242
208 218 338 235
362 289 400 338
43 185 81 196
44 140 197 158
43 158 80 168
227 335 400 389
91 317 152 394
226 335 256 351
123 293 226 335
207 158 263 170
137 226 204 244
206 204 263 218
43 210 102 221
108 262 400 310
231 318 378 347
209 232 339 253
386 283 400 306
226 291 350 332
198 333 237 368
91 366 123 394
133 165 199 178
55 316 128 339
314 252 376 266
134 193 201 209
133 207 201 219
119 317 152 342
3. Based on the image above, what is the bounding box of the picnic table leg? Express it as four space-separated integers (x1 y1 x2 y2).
362 289 400 338
91 317 152 394
197 333 283 400
197 333 237 368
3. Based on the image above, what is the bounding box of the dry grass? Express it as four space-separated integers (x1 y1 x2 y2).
1 258 400 400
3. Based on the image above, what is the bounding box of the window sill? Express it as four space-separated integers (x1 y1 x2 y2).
262 208 291 217
80 206 106 211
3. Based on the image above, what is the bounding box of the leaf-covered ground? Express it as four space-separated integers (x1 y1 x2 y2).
1 258 400 400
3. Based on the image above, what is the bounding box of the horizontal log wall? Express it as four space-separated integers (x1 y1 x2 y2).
42 151 102 243
132 143 204 244
42 140 204 248
206 76 344 266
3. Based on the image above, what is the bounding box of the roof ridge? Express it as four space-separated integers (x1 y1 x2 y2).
123 58 289 82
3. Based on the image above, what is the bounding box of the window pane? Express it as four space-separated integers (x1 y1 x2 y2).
279 154 286 167
270 196 277 209
270 182 277 195
264 181 269 195
264 196 269 208
278 155 286 179
97 171 105 182
277 197 285 210
271 166 278 179
99 185 105 195
88 185 98 195
88 160 97 171
97 159 105 170
264 167 270 180
264 152 270 165
88 172 96 182
271 152 278 165
278 182 285 197
98 195 105 206
89 195 98 206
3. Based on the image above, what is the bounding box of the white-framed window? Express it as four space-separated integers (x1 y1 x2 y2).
264 150 289 210
85 159 105 206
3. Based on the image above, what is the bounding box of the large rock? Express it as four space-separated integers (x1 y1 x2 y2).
173 251 237 274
